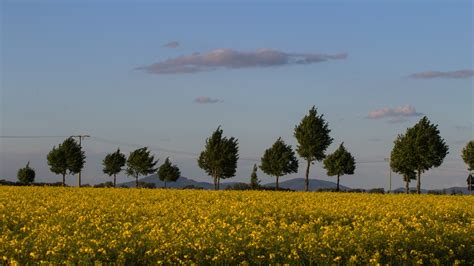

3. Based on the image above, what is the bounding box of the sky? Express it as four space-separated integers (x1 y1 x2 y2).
1 0 473 189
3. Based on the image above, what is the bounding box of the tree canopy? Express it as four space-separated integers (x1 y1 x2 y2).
249 164 260 189
158 157 181 188
323 143 355 191
294 106 333 191
198 127 239 190
103 148 126 187
394 116 449 194
47 137 85 186
391 134 417 193
461 140 474 171
260 137 298 190
17 161 35 184
126 147 158 188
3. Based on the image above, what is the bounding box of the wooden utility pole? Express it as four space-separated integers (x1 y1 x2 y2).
384 157 392 193
72 134 90 187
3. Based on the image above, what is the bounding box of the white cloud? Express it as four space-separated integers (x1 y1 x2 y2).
138 48 347 74
367 105 423 123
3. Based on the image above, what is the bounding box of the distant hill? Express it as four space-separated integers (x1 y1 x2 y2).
264 178 350 191
393 186 470 195
119 174 240 189
120 175 349 191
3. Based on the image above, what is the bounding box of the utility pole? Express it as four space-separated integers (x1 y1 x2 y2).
384 157 392 193
72 134 90 187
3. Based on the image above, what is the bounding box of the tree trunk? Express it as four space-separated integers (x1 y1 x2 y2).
78 173 81 188
417 169 421 194
164 180 167 189
336 174 340 192
405 177 409 194
136 176 139 188
113 174 116 188
214 176 217 190
305 160 310 192
62 173 66 187
217 177 220 190
276 176 279 191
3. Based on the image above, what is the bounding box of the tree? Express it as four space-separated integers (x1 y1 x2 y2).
294 106 333 192
126 147 158 188
102 148 127 187
17 161 35 184
390 134 417 194
47 137 85 186
397 117 449 194
158 157 181 188
461 140 474 171
249 164 260 189
198 127 239 190
260 138 298 190
323 143 356 192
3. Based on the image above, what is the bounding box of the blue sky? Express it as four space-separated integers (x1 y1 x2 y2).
1 0 472 189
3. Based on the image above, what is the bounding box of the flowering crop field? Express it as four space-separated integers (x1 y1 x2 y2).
1 187 473 265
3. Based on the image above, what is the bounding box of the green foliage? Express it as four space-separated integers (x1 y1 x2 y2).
126 147 158 188
323 143 355 191
46 137 86 186
102 148 126 187
198 127 239 190
294 106 333 191
391 134 417 193
249 164 260 189
461 140 474 171
393 116 449 194
17 162 35 184
294 106 333 161
260 138 298 190
158 158 181 188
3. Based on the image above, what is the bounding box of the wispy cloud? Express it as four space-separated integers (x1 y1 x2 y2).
163 41 180 48
409 69 474 79
367 105 423 123
138 48 347 74
194 96 222 104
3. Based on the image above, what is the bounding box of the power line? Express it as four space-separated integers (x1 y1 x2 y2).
0 135 71 138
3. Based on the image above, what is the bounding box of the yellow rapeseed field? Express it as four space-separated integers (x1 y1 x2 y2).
0 186 473 265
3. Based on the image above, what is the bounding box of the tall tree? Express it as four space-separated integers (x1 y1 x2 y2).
249 164 260 189
260 138 298 190
294 106 333 192
102 148 127 187
461 140 474 171
158 157 181 188
399 117 449 194
17 161 35 184
390 134 417 194
47 137 85 186
323 143 356 191
126 147 158 188
198 127 239 190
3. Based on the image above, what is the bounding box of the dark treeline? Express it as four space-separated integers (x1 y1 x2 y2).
11 106 474 193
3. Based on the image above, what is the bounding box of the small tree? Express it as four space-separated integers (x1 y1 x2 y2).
158 157 181 188
390 134 417 194
461 140 474 171
398 117 449 194
102 148 127 187
294 106 333 192
126 147 158 188
47 137 85 186
323 143 356 192
198 127 239 190
17 161 35 184
249 164 260 189
260 138 298 190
